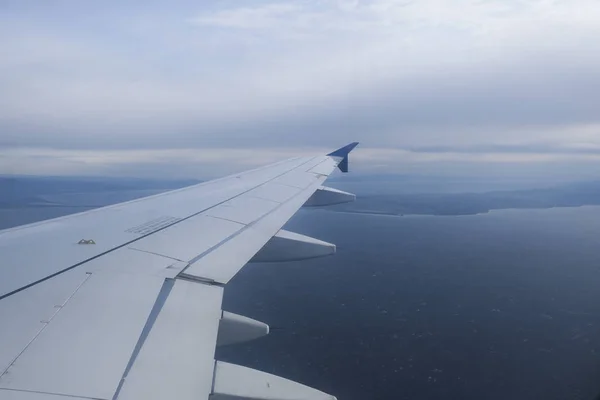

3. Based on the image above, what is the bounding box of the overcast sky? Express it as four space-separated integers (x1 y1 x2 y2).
1 0 600 179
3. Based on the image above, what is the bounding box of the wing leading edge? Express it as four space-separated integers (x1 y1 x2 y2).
0 143 359 400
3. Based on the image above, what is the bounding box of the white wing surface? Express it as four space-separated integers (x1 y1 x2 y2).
0 143 359 400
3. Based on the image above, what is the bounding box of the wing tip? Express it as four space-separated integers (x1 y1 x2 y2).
327 142 359 158
327 142 359 173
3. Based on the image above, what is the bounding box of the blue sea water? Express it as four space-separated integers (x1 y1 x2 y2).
220 207 600 400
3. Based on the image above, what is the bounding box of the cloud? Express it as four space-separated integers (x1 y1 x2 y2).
191 4 303 30
0 147 319 178
1 1 600 178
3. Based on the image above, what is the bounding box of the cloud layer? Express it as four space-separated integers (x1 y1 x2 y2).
1 0 600 178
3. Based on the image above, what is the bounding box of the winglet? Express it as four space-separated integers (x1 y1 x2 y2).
327 142 359 173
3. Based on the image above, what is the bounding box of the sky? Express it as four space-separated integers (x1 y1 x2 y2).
1 0 600 180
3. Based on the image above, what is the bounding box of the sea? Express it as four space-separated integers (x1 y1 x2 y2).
219 207 600 400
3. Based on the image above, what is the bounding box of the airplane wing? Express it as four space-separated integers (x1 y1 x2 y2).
0 143 359 400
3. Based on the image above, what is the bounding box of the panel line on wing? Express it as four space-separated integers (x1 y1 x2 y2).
210 360 218 394
305 159 329 172
126 247 185 262
0 388 103 400
178 171 322 276
179 211 279 277
203 215 252 226
111 278 175 400
0 273 92 378
245 194 284 204
176 274 225 287
177 208 280 280
0 156 320 301
181 227 247 271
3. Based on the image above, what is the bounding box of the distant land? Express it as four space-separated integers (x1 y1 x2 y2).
4 175 600 220
0 175 200 209
0 176 200 229
329 181 600 216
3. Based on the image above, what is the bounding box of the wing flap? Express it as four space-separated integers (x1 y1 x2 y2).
181 175 327 284
128 216 244 262
117 280 223 400
0 272 164 400
0 269 90 374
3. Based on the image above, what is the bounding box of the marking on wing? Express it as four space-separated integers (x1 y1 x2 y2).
125 216 182 235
